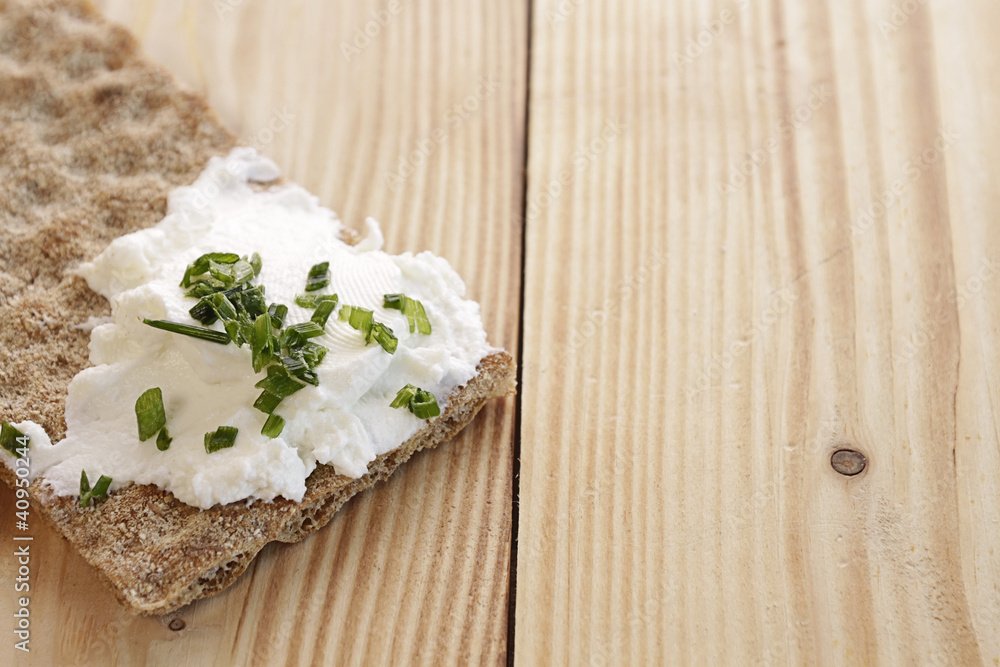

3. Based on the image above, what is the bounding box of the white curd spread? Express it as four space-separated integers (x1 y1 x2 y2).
9 148 492 509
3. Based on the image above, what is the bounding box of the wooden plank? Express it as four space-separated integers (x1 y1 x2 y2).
515 0 1000 664
0 1 525 665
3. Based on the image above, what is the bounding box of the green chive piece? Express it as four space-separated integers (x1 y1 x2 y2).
238 285 268 318
383 293 432 335
180 252 240 287
208 292 239 321
305 262 330 292
281 352 320 386
281 352 307 376
143 319 231 345
390 384 418 409
390 384 440 419
185 283 217 298
261 413 285 438
135 388 166 442
311 298 338 327
339 305 373 339
300 341 328 369
249 252 262 276
156 427 172 451
286 321 325 339
268 303 288 328
371 322 398 354
410 389 441 419
204 426 239 454
339 305 396 353
251 314 275 374
189 298 218 325
255 368 306 398
209 260 236 285
79 470 112 507
294 294 338 308
382 293 404 310
1 421 26 459
253 391 282 414
231 259 255 286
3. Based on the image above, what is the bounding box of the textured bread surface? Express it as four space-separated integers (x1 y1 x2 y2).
0 0 515 615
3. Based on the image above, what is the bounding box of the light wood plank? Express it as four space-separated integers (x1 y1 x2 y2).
0 1 525 665
515 0 1000 664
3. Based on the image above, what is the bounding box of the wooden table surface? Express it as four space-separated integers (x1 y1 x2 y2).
2 0 1000 665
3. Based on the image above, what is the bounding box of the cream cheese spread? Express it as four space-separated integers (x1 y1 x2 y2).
9 148 492 509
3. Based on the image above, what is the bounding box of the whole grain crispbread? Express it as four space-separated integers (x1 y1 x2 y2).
0 0 515 614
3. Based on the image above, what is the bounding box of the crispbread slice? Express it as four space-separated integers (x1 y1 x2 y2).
0 0 515 614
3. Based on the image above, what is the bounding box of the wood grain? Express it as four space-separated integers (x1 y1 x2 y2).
515 0 1000 665
0 1 525 665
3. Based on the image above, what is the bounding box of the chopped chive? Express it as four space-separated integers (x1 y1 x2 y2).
204 426 239 454
249 252 262 276
383 293 432 335
143 319 231 345
268 303 288 328
208 292 239 321
339 305 374 340
238 285 268 318
371 322 397 354
281 352 307 376
261 413 285 438
188 297 218 325
156 427 172 451
390 384 418 409
79 470 112 507
281 351 320 386
255 369 306 398
412 301 431 335
281 353 320 386
252 391 282 414
300 341 328 369
390 384 440 419
410 389 441 419
251 314 275 373
311 298 338 327
286 321 325 339
208 261 236 285
231 259 255 286
339 305 396 353
229 312 255 347
185 283 217 298
294 293 338 309
382 293 404 310
1 421 26 459
180 252 240 287
305 262 330 292
135 388 166 442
